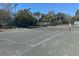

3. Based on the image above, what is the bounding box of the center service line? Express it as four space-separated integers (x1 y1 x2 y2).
29 31 66 47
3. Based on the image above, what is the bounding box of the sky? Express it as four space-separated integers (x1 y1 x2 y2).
8 3 79 16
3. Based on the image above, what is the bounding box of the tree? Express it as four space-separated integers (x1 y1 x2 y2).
0 9 12 28
70 9 79 24
0 3 18 16
56 13 65 24
38 11 55 26
0 3 18 28
50 12 72 26
46 11 55 22
72 9 79 22
75 9 79 16
33 12 42 20
65 15 72 23
55 13 70 24
16 9 38 28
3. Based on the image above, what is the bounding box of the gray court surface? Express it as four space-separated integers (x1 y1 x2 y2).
0 26 79 56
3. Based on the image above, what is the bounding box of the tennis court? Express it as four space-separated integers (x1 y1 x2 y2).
0 25 79 56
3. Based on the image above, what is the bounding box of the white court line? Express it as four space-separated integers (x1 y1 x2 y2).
23 31 60 43
0 38 17 43
28 31 66 47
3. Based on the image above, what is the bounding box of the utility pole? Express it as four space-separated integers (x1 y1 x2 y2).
14 4 18 30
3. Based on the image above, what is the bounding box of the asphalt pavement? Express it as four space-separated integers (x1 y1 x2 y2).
0 26 79 56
